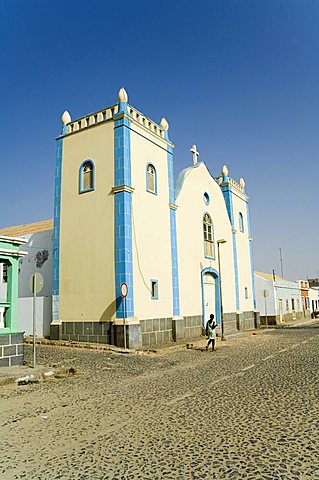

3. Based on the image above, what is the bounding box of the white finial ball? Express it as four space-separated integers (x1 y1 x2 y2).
222 165 229 177
61 110 71 125
239 177 245 188
118 87 128 103
160 117 169 131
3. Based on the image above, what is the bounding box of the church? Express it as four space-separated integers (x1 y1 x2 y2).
50 88 259 348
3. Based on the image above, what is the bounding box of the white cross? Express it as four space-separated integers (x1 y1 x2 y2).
190 144 199 166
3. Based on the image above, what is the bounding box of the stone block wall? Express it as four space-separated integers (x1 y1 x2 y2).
223 313 238 335
184 315 202 339
260 311 303 325
140 317 173 346
242 311 256 330
0 332 24 366
59 321 113 344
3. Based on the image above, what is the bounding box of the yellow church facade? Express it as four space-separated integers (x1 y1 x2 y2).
51 88 259 348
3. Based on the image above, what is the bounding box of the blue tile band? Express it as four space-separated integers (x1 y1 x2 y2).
52 138 63 321
168 146 180 316
114 115 134 318
170 207 180 316
246 203 257 309
114 117 132 188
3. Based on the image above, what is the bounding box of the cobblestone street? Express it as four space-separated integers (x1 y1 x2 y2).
1 324 319 480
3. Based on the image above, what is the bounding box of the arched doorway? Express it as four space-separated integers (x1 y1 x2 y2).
201 268 221 327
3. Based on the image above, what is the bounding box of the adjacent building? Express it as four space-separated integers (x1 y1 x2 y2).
0 221 53 337
0 236 27 366
255 271 319 324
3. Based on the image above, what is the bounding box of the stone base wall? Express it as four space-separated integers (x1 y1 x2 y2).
57 321 113 344
238 311 257 330
223 312 238 335
50 311 260 348
140 317 173 346
0 332 24 367
184 315 203 339
260 311 303 325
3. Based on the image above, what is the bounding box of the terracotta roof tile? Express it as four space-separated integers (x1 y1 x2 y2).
0 219 53 237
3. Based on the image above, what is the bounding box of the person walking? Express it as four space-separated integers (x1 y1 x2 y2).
206 314 218 351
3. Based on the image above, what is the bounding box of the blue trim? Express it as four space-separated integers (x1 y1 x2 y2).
167 145 180 316
150 279 159 299
52 138 63 321
114 116 134 318
201 268 221 326
170 208 180 315
246 203 257 309
114 117 132 188
146 163 158 195
167 146 175 205
220 184 240 310
239 212 244 232
118 101 127 115
203 212 215 260
79 159 95 194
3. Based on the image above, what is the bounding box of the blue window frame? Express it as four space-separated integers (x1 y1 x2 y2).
203 192 210 205
150 279 159 299
203 213 215 259
146 163 157 195
239 212 244 232
79 160 95 193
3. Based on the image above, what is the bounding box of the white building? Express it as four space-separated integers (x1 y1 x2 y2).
255 271 303 324
0 221 53 337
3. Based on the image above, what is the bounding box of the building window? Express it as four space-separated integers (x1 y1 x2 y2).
79 160 95 193
1 263 8 284
286 300 289 312
239 212 244 232
244 287 248 299
203 213 214 258
203 192 210 205
291 298 295 311
306 297 310 309
150 279 158 299
146 164 157 194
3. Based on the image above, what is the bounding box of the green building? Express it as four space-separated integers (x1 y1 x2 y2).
0 235 27 366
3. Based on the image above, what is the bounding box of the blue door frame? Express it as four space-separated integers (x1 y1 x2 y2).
201 267 221 326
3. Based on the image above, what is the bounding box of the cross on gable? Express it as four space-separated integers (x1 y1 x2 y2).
190 144 199 166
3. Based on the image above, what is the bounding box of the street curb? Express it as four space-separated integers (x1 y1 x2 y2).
0 367 76 388
24 334 244 356
24 337 135 355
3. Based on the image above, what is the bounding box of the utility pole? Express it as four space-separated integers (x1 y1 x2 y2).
279 248 284 278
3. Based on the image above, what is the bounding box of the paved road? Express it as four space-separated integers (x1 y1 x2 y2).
1 324 319 480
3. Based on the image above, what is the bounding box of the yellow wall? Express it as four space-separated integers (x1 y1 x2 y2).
176 163 237 317
59 122 116 322
130 123 173 319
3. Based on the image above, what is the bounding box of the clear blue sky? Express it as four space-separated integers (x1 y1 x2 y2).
1 0 318 279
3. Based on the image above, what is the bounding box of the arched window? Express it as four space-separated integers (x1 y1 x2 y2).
203 213 214 258
239 212 244 232
146 164 157 194
79 160 94 193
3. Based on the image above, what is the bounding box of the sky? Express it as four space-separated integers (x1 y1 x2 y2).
1 0 319 280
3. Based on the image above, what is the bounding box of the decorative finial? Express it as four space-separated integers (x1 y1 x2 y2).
221 165 229 177
61 110 71 125
118 87 128 103
190 145 199 166
160 117 169 131
239 177 245 189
